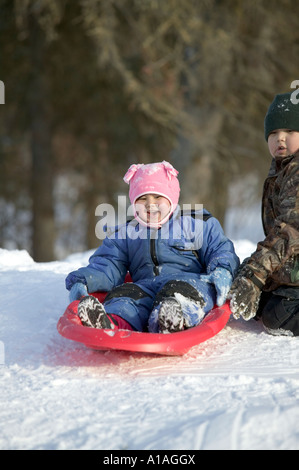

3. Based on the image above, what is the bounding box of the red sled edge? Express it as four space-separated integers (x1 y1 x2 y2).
57 299 231 356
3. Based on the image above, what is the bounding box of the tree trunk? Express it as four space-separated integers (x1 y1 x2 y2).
86 140 116 250
28 14 55 261
173 107 228 225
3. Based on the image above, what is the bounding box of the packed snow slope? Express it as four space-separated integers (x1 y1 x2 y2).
0 241 298 450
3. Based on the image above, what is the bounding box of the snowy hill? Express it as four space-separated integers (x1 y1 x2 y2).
0 241 298 450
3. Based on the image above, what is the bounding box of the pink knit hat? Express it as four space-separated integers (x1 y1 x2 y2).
123 161 180 226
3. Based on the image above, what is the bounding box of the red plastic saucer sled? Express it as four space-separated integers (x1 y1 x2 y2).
57 289 231 356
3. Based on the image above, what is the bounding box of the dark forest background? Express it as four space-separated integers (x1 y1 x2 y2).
1 0 299 261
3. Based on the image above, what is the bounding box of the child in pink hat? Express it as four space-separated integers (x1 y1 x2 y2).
124 160 180 228
66 161 239 333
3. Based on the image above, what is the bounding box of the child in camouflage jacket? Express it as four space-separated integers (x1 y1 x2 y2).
229 91 299 336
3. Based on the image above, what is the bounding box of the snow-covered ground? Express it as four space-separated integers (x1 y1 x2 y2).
0 240 298 450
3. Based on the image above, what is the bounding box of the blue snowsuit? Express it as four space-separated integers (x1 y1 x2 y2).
65 208 239 331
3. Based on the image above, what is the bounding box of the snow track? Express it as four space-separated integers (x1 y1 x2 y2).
0 244 298 450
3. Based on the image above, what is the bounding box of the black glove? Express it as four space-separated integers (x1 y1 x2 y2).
229 276 262 320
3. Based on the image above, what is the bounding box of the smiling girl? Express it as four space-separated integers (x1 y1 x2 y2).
66 161 239 334
135 194 171 227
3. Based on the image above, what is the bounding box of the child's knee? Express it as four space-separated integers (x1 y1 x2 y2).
104 283 151 302
103 283 153 331
261 293 299 336
155 279 204 305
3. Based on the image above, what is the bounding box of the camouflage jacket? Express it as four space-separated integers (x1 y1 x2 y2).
244 152 299 291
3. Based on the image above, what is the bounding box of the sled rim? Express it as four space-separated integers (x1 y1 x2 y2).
57 301 231 356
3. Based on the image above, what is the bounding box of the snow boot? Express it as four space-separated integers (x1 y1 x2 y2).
158 298 185 333
149 295 206 334
78 296 114 329
176 293 206 328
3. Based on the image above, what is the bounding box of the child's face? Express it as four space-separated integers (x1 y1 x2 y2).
135 194 171 226
268 129 299 158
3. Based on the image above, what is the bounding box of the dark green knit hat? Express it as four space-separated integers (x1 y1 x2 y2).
264 91 299 140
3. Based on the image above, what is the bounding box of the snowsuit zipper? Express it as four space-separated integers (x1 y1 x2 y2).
150 238 159 276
